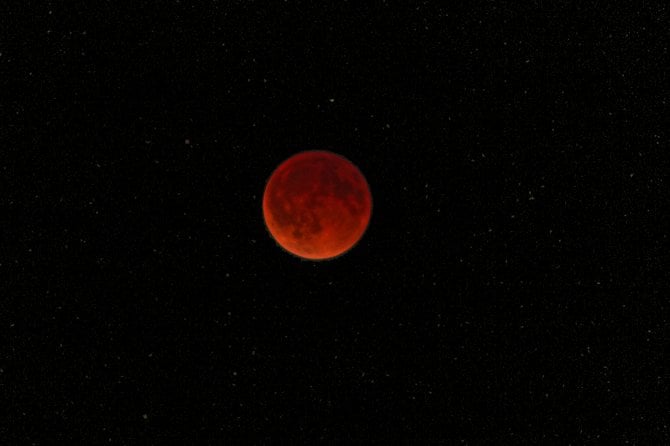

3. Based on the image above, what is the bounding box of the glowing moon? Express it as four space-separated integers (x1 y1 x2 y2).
262 150 372 260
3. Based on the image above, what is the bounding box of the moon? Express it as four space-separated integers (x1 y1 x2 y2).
262 150 372 260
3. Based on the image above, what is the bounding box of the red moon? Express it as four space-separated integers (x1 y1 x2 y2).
262 151 372 260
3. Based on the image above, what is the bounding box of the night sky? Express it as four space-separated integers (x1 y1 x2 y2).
3 1 668 443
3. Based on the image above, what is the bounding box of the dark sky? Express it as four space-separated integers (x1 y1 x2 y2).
3 1 668 443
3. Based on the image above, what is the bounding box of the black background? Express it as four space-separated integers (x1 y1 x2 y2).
2 1 668 443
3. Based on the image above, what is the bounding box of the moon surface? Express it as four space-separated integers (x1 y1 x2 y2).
262 151 372 260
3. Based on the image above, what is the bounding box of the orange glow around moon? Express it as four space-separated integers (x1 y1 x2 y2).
262 151 372 260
